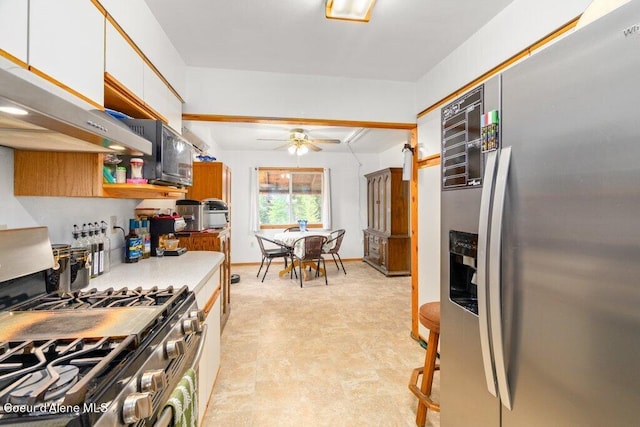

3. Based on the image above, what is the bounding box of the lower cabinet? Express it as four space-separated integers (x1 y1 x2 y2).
178 228 231 330
363 230 410 276
198 296 220 424
194 272 221 425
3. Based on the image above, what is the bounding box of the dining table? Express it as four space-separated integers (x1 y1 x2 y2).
273 230 333 280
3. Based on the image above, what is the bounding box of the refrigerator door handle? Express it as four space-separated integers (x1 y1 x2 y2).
489 146 512 410
477 150 498 397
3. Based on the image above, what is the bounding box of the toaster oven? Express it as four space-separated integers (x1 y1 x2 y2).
176 199 205 231
203 198 229 229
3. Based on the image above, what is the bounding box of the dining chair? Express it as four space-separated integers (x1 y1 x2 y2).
255 234 294 282
291 235 328 287
283 226 300 232
323 229 346 274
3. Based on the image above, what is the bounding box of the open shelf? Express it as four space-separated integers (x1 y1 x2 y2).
101 184 187 199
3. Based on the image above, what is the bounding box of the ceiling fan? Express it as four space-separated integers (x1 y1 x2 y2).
258 128 341 155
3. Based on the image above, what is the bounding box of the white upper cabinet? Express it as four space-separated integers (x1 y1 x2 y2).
98 0 186 97
29 0 104 106
0 0 28 64
104 5 183 132
105 22 144 100
144 64 183 133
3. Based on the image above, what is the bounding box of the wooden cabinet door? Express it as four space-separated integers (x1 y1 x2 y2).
373 175 381 231
188 162 224 201
219 232 231 330
383 171 391 234
379 238 388 270
367 177 374 229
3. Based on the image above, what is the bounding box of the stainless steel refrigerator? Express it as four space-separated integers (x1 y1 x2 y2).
440 2 640 426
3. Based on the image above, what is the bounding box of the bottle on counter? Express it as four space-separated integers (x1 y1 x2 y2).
100 221 111 274
72 224 91 281
80 224 93 275
125 219 142 263
88 223 100 278
94 222 105 275
141 219 151 259
71 224 82 249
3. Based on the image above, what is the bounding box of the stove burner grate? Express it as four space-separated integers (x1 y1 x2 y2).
8 365 79 405
10 285 187 312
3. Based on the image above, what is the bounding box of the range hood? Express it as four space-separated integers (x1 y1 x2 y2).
181 126 209 153
0 67 152 155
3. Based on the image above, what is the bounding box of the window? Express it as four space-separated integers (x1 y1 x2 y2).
258 168 324 228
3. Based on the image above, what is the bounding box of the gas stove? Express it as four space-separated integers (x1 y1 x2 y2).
0 286 205 426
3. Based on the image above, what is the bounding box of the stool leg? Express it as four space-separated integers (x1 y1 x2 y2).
416 331 439 427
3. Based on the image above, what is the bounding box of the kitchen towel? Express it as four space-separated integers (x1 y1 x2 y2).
165 368 198 427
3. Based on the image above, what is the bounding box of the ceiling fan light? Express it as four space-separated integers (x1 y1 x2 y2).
326 0 376 22
288 145 297 155
298 145 309 155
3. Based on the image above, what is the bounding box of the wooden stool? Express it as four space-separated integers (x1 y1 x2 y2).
409 302 441 426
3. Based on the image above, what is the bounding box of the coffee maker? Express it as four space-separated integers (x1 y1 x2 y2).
149 215 187 256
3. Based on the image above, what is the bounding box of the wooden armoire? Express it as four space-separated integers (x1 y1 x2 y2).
363 167 410 276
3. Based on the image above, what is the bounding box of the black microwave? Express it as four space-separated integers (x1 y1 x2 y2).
121 119 193 187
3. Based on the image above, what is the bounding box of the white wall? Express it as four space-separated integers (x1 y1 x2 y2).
184 66 416 265
185 67 416 123
0 146 139 265
415 0 592 322
221 147 405 264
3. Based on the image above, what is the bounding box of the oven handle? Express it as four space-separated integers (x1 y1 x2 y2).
191 323 208 371
154 324 208 427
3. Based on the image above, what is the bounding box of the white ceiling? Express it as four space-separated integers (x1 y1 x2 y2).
144 0 515 154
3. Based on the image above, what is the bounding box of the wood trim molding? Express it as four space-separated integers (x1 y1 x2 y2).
90 0 106 16
1 50 102 110
104 73 146 111
417 153 441 169
182 114 417 130
409 128 420 338
0 49 28 69
203 286 221 318
416 16 581 119
104 72 169 123
93 1 185 104
28 66 103 110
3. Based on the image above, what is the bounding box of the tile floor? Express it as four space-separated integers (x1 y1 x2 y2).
201 261 440 427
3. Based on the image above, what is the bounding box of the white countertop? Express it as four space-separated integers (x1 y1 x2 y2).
89 251 225 295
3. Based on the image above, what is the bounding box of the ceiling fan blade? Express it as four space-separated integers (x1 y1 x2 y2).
307 143 322 152
274 143 292 150
310 138 341 144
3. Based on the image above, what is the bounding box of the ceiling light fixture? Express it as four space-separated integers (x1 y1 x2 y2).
288 141 310 156
0 106 28 115
325 0 376 22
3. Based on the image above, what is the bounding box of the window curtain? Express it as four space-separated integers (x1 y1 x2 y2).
322 168 332 230
249 167 260 233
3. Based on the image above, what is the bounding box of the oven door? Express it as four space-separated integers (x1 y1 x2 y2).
153 324 207 427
